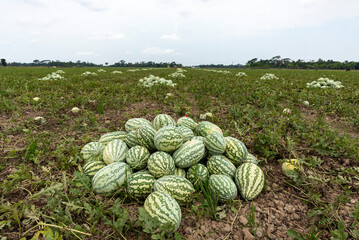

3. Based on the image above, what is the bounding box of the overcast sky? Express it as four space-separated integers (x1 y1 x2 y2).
1 0 359 65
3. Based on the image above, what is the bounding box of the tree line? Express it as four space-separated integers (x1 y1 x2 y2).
2 56 359 69
3 59 182 68
245 56 359 70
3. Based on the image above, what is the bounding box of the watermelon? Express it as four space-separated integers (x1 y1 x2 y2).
154 175 195 205
177 126 194 142
127 172 156 199
235 163 265 201
191 136 205 143
147 151 175 178
196 121 222 137
137 125 157 151
152 114 176 130
83 160 106 178
177 116 197 131
102 139 128 165
204 131 226 154
207 155 236 178
99 131 127 146
92 162 132 196
144 191 182 232
209 174 237 202
174 168 186 178
81 142 105 163
242 153 258 165
225 137 248 166
125 130 139 148
154 126 183 152
125 118 151 132
126 146 150 170
172 140 206 168
187 163 209 187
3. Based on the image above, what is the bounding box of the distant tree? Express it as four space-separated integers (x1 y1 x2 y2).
1 58 6 67
105 62 108 66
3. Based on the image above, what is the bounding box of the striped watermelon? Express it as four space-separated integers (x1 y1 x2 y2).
196 121 223 137
235 163 265 201
209 174 237 202
191 136 205 143
172 140 206 168
92 162 132 196
147 151 175 178
187 163 209 187
154 175 195 205
83 160 106 178
152 114 176 130
225 137 248 166
177 116 197 131
99 131 127 146
81 142 105 163
125 118 151 132
124 130 139 148
174 168 186 178
102 139 128 165
127 172 156 199
137 125 157 151
144 191 182 232
204 131 226 154
207 155 236 178
242 153 259 165
154 126 183 152
126 146 150 170
177 126 194 142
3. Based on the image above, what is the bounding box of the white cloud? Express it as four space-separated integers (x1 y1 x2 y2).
161 34 180 40
72 0 107 12
0 40 11 44
30 31 41 35
142 47 175 55
90 33 125 40
30 39 39 43
76 51 96 56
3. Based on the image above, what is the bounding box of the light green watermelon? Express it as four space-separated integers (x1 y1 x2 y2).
81 142 105 163
177 126 194 142
124 130 140 148
125 118 151 132
127 172 156 199
137 125 157 151
196 121 223 137
147 151 175 178
204 131 226 154
242 153 259 165
186 163 209 187
154 126 183 152
207 155 236 178
172 140 206 168
152 114 176 130
209 174 237 202
144 191 182 232
225 137 248 166
235 163 265 201
174 168 186 178
92 162 132 196
99 131 127 146
83 160 106 178
177 116 197 131
102 139 128 165
126 146 150 170
154 175 195 205
191 136 205 143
